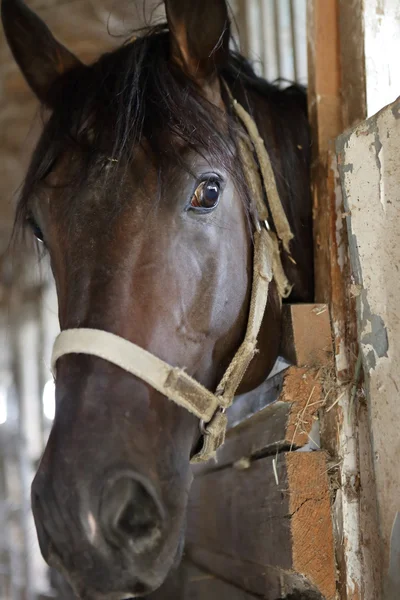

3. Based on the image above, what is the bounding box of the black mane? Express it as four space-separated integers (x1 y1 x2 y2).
16 25 309 244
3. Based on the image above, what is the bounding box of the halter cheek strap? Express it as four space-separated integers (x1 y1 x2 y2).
50 94 292 463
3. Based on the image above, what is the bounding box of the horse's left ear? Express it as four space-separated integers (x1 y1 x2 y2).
1 0 81 104
165 0 230 83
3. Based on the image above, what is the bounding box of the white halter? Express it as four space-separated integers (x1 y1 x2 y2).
51 93 293 463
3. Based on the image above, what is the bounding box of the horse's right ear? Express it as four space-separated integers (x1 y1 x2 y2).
165 0 230 82
1 0 81 104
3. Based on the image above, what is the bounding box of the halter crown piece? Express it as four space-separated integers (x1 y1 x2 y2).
51 89 293 463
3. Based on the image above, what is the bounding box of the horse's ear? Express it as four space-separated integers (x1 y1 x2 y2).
1 0 81 104
165 0 230 82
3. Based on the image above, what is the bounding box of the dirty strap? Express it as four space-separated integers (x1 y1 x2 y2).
51 93 292 463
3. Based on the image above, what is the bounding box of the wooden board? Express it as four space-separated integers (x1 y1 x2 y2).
307 0 355 380
193 366 324 477
149 562 259 600
307 3 368 599
280 304 333 367
189 456 291 566
286 453 336 600
187 452 336 600
192 400 290 477
337 0 367 129
187 308 337 598
187 547 325 600
227 367 287 428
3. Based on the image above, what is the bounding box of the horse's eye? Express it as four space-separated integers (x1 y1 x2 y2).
190 179 221 211
26 215 44 243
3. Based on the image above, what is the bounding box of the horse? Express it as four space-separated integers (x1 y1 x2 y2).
2 0 313 598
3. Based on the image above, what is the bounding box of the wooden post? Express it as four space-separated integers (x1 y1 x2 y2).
307 2 357 597
307 2 382 599
307 0 349 375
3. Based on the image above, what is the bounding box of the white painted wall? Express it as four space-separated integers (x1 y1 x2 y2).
364 0 400 117
338 96 400 599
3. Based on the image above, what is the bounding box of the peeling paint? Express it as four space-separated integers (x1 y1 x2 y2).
336 136 365 288
336 128 354 159
391 102 400 119
359 289 389 369
370 122 385 212
347 232 364 286
342 162 354 173
333 321 348 373
338 392 363 600
337 96 400 593
332 155 346 272
362 316 389 360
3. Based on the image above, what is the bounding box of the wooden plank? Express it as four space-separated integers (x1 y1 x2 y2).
281 367 323 449
188 455 291 566
286 453 336 600
307 0 355 380
280 304 333 367
149 562 259 600
193 366 323 477
192 401 290 477
187 547 325 599
187 452 336 599
307 3 367 598
338 0 367 129
227 365 288 428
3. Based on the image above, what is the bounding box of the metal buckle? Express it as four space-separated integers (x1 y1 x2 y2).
255 218 271 232
262 219 271 231
199 406 226 436
199 419 208 435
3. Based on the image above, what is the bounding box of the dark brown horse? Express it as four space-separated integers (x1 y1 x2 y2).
2 0 313 597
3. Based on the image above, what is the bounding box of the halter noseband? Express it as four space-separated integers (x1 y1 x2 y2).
51 93 293 463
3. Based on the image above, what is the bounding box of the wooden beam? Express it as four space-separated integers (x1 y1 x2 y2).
337 0 367 129
187 547 326 600
307 2 368 599
192 365 324 477
280 304 333 367
192 401 290 477
227 367 287 429
149 561 259 600
307 0 356 379
287 453 337 600
187 452 336 599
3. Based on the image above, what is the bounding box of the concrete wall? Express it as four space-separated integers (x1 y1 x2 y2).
337 96 400 599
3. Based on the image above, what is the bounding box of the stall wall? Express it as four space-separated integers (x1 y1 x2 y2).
337 96 400 600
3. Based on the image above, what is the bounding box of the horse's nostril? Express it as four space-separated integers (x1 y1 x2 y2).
101 475 164 553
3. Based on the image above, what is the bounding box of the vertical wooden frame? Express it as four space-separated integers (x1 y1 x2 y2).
307 1 382 599
307 0 348 374
307 0 352 597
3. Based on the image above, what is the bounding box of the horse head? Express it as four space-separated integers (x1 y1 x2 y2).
2 0 313 597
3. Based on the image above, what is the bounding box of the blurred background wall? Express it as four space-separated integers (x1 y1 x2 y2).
0 2 306 598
